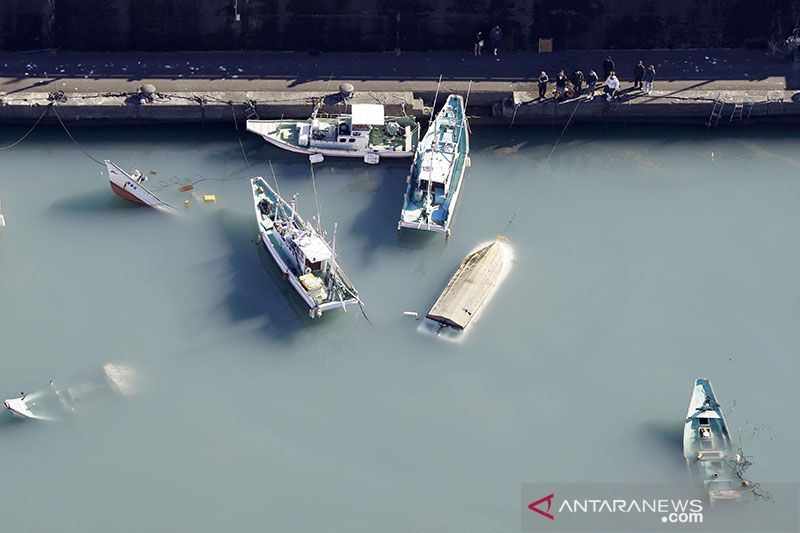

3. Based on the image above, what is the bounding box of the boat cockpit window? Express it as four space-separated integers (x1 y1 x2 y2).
418 179 429 191
698 417 709 425
305 259 322 272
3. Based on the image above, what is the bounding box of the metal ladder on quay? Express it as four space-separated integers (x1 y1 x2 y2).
729 103 744 123
706 95 724 127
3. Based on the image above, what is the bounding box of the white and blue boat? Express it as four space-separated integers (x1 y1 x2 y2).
397 94 469 238
251 177 360 318
682 378 745 505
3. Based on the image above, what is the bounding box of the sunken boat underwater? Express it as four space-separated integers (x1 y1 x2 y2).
683 378 747 505
251 177 360 318
4 363 137 421
105 160 169 208
245 104 419 163
427 237 512 331
399 94 469 237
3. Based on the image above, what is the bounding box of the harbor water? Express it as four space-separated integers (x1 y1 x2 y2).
1 123 799 532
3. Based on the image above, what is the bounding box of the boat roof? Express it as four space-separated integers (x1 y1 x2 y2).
294 232 332 263
419 150 451 185
351 104 385 125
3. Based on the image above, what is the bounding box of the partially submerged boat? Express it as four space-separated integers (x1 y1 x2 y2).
398 94 469 237
246 104 419 163
683 378 745 505
251 176 360 318
4 363 137 421
427 237 512 332
105 160 169 208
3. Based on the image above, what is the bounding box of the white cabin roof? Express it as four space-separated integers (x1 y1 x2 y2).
419 150 450 185
295 232 332 263
351 104 385 126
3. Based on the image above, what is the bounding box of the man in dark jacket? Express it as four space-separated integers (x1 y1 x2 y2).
602 56 615 79
555 70 568 100
571 69 584 95
586 70 599 100
634 60 645 89
537 71 549 100
490 25 503 57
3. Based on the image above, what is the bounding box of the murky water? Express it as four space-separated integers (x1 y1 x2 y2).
1 123 798 532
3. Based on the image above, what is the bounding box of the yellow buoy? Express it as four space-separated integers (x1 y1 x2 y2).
203 195 216 203
183 199 190 208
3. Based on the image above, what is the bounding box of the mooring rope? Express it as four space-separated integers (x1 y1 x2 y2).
230 102 252 169
51 105 104 166
542 99 581 169
0 104 51 151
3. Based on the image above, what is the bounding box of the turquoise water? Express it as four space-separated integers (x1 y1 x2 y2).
1 123 798 532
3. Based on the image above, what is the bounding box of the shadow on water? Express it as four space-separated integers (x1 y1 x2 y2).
47 188 152 218
347 162 441 264
213 209 308 343
639 420 688 475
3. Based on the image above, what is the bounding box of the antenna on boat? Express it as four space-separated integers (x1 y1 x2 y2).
308 160 322 233
332 222 338 257
500 212 517 236
430 74 443 124
268 160 287 222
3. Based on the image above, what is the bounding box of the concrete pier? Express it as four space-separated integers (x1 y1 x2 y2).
1 49 800 126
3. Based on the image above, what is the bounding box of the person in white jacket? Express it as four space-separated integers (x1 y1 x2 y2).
604 72 620 101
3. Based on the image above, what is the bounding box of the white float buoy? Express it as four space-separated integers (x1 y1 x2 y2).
364 153 380 165
309 153 324 164
403 311 420 319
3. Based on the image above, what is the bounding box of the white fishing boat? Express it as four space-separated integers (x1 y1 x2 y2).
246 104 419 162
4 363 137 421
105 160 169 208
682 378 745 505
398 94 469 237
251 176 361 318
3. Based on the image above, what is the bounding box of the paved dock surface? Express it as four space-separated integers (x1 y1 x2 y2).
2 49 799 124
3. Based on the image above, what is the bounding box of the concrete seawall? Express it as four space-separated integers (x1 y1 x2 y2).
3 87 800 127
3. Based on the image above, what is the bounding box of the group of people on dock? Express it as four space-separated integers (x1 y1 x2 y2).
536 56 656 102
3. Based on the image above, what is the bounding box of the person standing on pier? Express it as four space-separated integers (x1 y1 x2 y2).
555 70 568 100
474 31 484 56
634 60 645 89
586 70 599 100
643 64 656 95
602 56 615 79
571 69 584 95
537 71 549 100
490 25 503 58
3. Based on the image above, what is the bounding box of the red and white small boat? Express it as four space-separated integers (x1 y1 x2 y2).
105 160 168 208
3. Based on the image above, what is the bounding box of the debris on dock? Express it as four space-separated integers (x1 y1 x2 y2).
427 237 512 331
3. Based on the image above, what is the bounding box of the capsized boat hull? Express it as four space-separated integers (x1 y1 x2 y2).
427 237 512 331
105 160 168 208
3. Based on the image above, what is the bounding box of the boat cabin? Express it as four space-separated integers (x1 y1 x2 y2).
291 231 332 274
305 104 387 151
